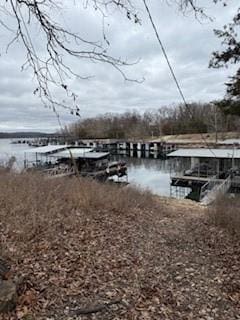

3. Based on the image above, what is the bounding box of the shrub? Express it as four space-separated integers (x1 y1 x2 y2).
208 195 240 236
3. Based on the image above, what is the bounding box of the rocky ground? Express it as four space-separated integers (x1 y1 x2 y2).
0 174 239 319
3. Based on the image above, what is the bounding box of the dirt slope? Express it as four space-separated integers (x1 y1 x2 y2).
152 131 240 143
0 174 239 319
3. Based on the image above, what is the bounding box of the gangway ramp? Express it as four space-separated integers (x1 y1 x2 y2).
200 176 231 205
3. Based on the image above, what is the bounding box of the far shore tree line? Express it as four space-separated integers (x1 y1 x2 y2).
65 102 240 139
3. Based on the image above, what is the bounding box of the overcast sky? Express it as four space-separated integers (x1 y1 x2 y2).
0 0 239 132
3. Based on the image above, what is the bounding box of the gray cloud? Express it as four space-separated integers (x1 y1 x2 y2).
0 0 239 131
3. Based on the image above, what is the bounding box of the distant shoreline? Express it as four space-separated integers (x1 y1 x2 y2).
0 132 57 139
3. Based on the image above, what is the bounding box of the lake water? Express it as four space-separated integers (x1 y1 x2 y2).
116 156 174 196
0 139 187 197
0 138 30 170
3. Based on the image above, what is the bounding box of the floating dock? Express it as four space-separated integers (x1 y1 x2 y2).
24 145 128 182
168 148 240 203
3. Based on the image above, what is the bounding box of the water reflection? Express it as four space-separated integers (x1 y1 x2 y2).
113 153 190 197
127 158 172 197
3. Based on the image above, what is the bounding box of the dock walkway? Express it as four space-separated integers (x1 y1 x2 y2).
172 175 224 183
171 173 232 204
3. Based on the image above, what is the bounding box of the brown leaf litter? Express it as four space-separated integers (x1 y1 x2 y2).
0 173 239 319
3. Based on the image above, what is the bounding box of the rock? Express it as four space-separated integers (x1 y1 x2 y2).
0 280 17 313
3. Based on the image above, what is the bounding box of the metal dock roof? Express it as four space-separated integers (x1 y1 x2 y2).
167 148 240 159
49 148 109 159
25 145 68 154
218 139 240 145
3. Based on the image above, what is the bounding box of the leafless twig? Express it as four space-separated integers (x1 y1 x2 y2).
0 0 141 115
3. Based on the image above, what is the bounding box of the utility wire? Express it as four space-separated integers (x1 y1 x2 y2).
142 0 217 158
142 0 188 107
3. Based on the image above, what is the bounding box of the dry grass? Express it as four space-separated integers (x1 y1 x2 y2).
208 195 240 236
0 171 162 257
1 172 240 319
157 131 240 143
0 172 169 318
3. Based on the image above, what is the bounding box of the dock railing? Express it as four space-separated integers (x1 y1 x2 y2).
217 175 231 194
43 166 75 176
200 175 231 204
199 174 219 201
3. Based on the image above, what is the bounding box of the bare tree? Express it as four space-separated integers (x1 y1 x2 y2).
0 0 236 116
0 0 140 115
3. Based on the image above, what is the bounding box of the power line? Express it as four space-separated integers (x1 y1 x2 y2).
142 0 217 158
142 0 188 108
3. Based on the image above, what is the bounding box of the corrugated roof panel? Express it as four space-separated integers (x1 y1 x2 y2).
25 145 68 154
80 152 110 159
218 139 240 145
167 148 240 159
49 148 108 159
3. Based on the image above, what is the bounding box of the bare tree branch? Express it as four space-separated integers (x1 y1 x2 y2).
0 0 236 117
0 0 141 115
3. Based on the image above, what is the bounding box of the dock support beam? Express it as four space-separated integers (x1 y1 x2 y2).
191 157 199 169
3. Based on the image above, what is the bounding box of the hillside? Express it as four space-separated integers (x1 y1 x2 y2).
0 173 239 319
153 131 240 143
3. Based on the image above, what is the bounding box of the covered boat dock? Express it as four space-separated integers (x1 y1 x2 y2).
24 145 70 168
167 148 240 203
24 146 127 181
48 148 127 180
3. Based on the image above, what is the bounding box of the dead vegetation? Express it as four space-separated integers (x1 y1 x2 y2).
0 172 240 319
159 131 240 143
208 195 240 236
